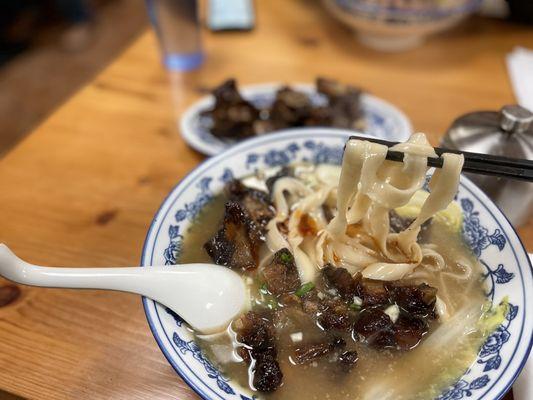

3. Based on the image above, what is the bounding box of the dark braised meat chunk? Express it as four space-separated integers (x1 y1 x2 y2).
357 275 389 307
278 293 302 308
206 79 260 139
354 306 430 350
269 86 313 127
226 180 274 228
300 289 354 331
204 78 365 138
317 297 353 331
389 210 413 233
234 311 276 355
338 350 359 372
292 336 346 365
253 354 283 392
357 275 438 317
304 106 334 126
213 79 242 104
389 210 431 242
234 311 283 392
386 282 437 319
393 314 428 350
352 278 438 350
293 341 332 365
301 289 321 315
265 166 293 193
316 77 360 100
354 308 396 348
204 201 263 270
322 265 358 301
328 97 363 129
205 180 275 270
263 248 301 296
316 77 363 129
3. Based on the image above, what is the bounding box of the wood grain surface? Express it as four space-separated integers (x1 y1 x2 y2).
0 1 531 399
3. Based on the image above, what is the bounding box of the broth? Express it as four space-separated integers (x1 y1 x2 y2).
179 167 488 400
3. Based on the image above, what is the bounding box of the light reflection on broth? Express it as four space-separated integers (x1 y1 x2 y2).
179 163 488 400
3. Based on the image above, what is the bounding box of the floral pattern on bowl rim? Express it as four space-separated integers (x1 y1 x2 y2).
179 83 412 156
142 129 532 400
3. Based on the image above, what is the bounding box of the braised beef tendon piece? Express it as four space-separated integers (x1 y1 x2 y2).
357 275 389 307
304 106 334 127
253 356 284 393
226 179 274 228
269 86 313 128
328 94 363 129
203 78 368 139
322 265 358 301
292 336 346 365
299 288 354 332
353 308 396 348
213 79 243 104
338 350 359 372
234 311 276 357
204 201 263 270
315 77 363 129
317 298 353 331
386 282 438 319
233 311 283 392
206 79 260 139
357 275 438 318
316 77 359 100
262 248 301 296
354 305 432 350
204 180 274 270
301 289 321 315
317 266 438 349
292 341 332 365
393 314 429 350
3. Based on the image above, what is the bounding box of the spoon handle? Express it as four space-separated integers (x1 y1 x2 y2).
0 244 188 296
0 243 247 333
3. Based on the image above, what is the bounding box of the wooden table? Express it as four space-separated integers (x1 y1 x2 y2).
0 1 531 399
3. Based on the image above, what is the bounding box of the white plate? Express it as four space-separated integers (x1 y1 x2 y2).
142 129 532 400
180 83 412 156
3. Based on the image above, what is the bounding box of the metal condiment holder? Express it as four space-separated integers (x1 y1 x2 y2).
443 105 533 227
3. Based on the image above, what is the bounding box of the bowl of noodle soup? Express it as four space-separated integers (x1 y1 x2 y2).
142 128 532 400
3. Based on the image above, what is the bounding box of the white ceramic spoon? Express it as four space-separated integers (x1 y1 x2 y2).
0 244 247 333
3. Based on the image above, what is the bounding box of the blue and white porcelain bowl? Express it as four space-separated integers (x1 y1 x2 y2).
180 83 412 156
323 0 482 51
142 129 532 400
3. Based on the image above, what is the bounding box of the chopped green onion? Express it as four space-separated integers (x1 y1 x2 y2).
295 282 315 297
279 252 292 264
266 299 279 310
259 283 269 295
349 303 362 311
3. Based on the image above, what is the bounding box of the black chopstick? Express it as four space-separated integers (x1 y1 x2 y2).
348 135 533 182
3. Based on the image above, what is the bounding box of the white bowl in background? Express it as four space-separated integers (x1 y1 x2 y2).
323 0 483 52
